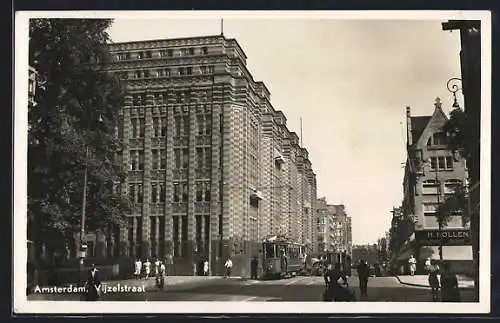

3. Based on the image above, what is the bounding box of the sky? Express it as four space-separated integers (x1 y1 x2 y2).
107 15 463 245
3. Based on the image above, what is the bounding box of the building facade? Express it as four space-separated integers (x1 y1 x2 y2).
403 99 472 273
442 19 481 288
314 198 351 255
105 35 317 276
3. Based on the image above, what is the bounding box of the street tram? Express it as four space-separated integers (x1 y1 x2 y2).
261 235 306 279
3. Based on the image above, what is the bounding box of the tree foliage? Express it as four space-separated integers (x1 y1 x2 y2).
436 185 469 228
443 106 467 157
388 215 415 256
28 18 130 258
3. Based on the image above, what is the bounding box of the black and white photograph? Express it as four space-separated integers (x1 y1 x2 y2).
14 10 491 314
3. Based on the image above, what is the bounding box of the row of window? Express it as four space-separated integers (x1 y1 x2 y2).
115 46 210 61
421 179 462 195
127 148 212 170
118 65 215 80
126 213 212 258
127 181 212 204
128 115 212 139
429 156 453 171
130 90 213 106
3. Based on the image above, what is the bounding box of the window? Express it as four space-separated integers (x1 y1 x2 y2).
182 149 189 168
196 148 203 169
138 151 144 170
159 183 165 203
161 117 167 137
446 156 453 169
130 150 138 170
204 182 211 201
175 149 181 169
196 182 203 201
188 48 194 55
139 119 145 137
174 116 182 136
151 183 158 203
152 149 159 169
444 179 462 195
187 67 192 75
153 117 160 137
131 118 138 138
422 180 439 195
173 216 179 256
433 132 447 145
264 243 276 258
423 203 437 215
201 47 208 55
173 183 180 202
182 183 188 202
181 216 188 257
160 149 166 169
129 184 135 202
204 148 211 168
167 49 173 57
183 116 190 136
137 52 143 59
137 184 143 203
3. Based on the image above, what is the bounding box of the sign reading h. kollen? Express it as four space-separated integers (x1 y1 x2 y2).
415 229 471 246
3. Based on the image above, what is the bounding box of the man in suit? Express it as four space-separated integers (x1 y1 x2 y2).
85 264 101 301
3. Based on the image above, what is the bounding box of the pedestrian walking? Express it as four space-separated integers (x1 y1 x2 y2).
224 257 233 278
427 259 440 301
154 258 161 277
143 258 151 279
134 258 142 280
408 255 417 276
85 264 101 301
357 260 369 298
440 263 461 302
250 256 258 280
425 257 431 272
156 261 165 289
203 259 209 276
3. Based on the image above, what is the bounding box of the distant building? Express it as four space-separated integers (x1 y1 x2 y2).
402 99 472 274
105 35 317 276
314 198 351 256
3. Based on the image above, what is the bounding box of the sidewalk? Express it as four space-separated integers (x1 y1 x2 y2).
395 274 475 289
27 276 223 301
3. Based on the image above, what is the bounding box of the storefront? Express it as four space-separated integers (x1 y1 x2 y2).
415 229 473 275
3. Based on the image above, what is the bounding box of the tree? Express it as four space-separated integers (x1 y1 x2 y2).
28 18 130 262
436 185 469 228
443 106 467 157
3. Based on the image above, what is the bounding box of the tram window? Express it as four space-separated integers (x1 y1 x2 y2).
264 244 276 258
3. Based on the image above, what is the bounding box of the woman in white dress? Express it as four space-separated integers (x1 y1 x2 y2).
134 258 142 279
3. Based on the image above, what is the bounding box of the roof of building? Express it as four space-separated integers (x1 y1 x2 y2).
410 116 431 143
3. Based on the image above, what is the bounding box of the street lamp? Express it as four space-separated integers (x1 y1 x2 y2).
446 77 462 109
79 113 103 280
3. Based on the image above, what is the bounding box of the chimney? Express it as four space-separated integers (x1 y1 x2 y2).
406 106 412 146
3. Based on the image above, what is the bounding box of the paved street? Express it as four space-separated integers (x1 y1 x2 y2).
28 274 477 302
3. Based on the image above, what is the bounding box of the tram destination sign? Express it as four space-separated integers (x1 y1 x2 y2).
415 229 471 246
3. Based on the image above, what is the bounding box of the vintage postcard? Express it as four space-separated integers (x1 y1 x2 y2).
13 10 491 314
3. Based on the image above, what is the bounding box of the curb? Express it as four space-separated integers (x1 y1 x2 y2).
394 275 475 290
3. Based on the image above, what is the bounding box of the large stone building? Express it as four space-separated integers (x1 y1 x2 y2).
314 198 352 256
402 98 472 274
105 35 317 276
